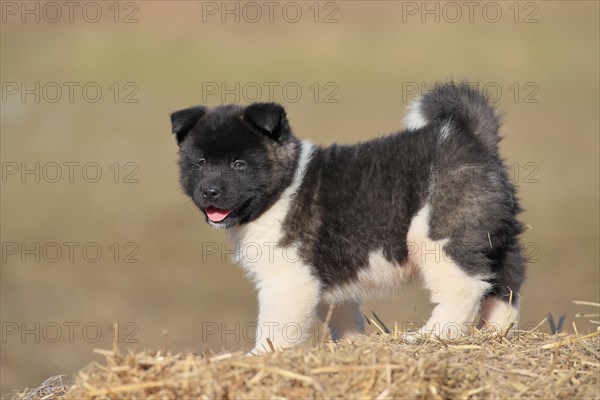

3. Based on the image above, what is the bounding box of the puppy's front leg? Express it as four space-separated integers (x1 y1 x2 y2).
251 266 321 354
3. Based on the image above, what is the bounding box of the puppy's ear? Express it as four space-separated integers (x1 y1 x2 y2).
243 103 290 142
170 106 207 145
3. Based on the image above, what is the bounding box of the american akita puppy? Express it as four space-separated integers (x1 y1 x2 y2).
171 82 525 353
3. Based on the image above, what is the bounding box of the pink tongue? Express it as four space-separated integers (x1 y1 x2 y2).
206 207 231 222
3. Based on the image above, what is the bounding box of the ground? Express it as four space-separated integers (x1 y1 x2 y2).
13 325 600 400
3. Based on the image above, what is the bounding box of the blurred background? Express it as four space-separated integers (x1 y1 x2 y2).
1 1 598 394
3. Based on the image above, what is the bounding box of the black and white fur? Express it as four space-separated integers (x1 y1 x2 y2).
171 82 525 353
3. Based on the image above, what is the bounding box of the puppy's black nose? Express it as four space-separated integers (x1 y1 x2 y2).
201 187 221 199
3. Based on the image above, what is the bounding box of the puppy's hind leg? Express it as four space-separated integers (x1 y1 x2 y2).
480 245 525 332
406 204 491 340
480 296 519 332
418 249 491 339
317 300 365 341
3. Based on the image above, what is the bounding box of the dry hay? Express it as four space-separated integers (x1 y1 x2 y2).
11 375 72 400
14 325 600 400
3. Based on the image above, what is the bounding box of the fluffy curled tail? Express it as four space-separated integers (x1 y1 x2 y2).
404 82 502 154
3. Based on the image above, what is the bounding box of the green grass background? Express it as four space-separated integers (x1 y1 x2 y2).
1 1 598 393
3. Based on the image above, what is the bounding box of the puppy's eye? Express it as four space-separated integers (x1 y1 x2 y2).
233 160 246 170
197 158 206 166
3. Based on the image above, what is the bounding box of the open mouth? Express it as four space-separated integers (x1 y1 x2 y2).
204 206 233 223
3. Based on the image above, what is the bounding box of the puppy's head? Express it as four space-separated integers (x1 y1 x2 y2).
171 103 298 229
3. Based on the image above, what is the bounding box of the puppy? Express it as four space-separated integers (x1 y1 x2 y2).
171 82 525 353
